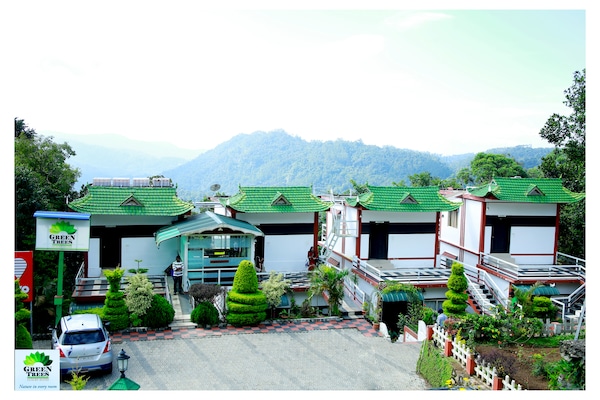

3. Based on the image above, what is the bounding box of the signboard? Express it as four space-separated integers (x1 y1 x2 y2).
14 349 60 391
33 211 91 252
14 251 33 303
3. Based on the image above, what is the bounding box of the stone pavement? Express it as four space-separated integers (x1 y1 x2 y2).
38 278 430 390
55 318 430 391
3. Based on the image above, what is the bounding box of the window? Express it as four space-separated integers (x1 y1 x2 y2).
448 209 458 228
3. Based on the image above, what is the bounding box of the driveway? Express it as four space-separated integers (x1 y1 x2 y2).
37 318 431 390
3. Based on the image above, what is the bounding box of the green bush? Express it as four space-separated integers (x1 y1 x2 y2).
226 311 267 326
531 296 557 320
141 294 175 329
102 291 129 332
226 260 268 326
232 260 259 293
191 301 220 326
442 261 469 316
16 324 33 349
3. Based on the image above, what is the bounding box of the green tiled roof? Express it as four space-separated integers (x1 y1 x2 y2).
155 211 263 246
68 186 195 216
223 186 332 213
346 185 461 212
467 177 585 204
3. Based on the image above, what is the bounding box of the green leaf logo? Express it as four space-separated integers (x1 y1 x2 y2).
49 220 77 234
23 351 53 366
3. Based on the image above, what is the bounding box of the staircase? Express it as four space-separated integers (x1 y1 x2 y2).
320 203 358 261
168 280 196 330
467 281 496 315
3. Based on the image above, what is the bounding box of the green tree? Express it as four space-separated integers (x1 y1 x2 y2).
469 152 528 184
308 264 349 316
226 260 268 326
442 261 469 316
538 69 585 258
260 271 291 319
15 118 82 333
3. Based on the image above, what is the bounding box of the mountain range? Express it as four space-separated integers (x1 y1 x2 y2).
47 130 553 202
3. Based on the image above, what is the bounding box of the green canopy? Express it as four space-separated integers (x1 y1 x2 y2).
514 285 560 296
382 290 424 302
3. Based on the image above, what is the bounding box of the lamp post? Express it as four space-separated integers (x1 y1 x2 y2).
109 349 139 390
117 349 130 378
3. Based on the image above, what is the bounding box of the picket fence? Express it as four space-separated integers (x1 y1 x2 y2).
429 323 524 390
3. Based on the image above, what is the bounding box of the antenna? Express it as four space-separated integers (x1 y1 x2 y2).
210 184 221 192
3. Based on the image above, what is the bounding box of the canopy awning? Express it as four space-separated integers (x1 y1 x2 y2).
514 285 560 296
155 211 263 247
382 290 424 302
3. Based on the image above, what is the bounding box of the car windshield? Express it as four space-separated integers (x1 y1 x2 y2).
63 330 105 345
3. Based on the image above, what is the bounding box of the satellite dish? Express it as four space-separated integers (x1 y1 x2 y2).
210 184 221 192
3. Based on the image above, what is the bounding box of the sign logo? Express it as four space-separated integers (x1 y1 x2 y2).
48 220 78 245
22 351 53 379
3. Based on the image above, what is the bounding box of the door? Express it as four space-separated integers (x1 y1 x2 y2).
490 217 510 253
368 222 389 259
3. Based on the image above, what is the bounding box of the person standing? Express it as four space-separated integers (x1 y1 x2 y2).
436 308 447 327
172 255 184 295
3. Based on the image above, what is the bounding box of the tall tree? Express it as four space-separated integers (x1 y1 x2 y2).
14 118 82 333
538 69 585 258
468 152 528 184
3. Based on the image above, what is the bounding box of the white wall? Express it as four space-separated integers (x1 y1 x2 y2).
263 234 313 272
511 227 556 264
121 237 179 275
388 233 435 259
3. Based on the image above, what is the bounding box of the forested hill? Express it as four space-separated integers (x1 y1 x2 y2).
163 130 552 201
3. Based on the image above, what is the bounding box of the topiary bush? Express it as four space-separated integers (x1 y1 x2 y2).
101 267 130 331
442 261 469 316
226 260 268 326
191 301 220 326
141 294 175 329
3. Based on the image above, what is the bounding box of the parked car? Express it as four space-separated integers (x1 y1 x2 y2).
51 314 113 376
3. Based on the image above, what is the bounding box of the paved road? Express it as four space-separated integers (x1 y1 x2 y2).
38 320 431 391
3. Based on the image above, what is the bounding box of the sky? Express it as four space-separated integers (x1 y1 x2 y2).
4 1 592 156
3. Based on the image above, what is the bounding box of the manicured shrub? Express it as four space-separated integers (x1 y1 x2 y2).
103 291 129 331
102 267 129 331
442 261 469 316
226 260 268 326
191 301 220 326
141 294 175 329
232 260 259 293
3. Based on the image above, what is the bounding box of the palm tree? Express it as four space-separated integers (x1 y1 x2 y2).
308 264 349 316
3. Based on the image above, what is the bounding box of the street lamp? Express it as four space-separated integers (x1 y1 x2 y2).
117 349 130 378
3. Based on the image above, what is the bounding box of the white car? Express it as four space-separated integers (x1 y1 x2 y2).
51 314 113 376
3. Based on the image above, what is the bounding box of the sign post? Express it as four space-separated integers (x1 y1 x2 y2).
33 211 90 326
